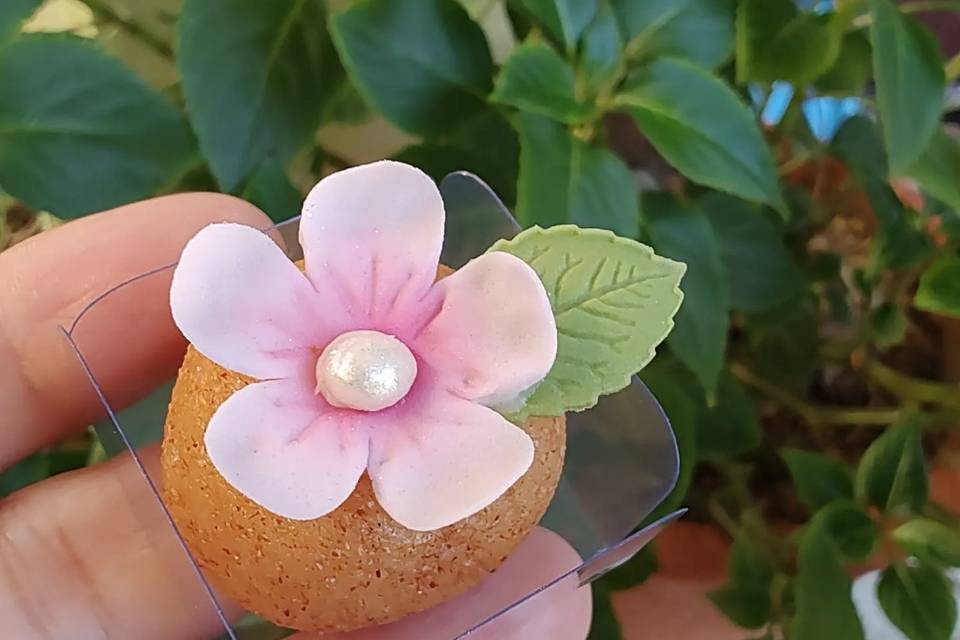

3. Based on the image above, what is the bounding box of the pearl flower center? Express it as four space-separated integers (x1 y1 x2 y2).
314 330 417 411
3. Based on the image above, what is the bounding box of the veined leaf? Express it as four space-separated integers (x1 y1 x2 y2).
491 225 685 417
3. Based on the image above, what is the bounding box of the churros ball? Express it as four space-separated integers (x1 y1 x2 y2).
161 261 566 633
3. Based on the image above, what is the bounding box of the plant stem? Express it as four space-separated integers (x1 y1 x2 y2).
851 0 960 28
866 360 960 410
731 362 902 427
82 0 174 60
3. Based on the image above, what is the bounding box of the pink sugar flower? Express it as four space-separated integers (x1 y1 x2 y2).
170 161 557 531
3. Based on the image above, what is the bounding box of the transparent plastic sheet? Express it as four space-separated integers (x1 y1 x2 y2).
62 173 683 639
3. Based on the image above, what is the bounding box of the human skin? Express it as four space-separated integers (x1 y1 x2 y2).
0 193 592 640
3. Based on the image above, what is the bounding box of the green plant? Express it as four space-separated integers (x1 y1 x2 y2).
3 0 960 638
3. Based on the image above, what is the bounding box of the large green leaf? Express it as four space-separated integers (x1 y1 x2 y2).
831 117 932 272
878 562 957 640
781 449 854 512
0 453 50 497
610 0 735 69
0 35 196 217
869 0 945 172
735 0 841 85
792 512 865 640
709 524 774 629
818 500 877 563
915 257 960 318
241 159 301 223
331 0 493 137
640 354 700 518
491 40 591 124
405 108 519 205
816 31 873 95
893 518 960 568
178 0 330 191
515 113 639 236
511 0 597 53
580 3 623 91
908 128 960 220
0 0 39 41
697 369 761 456
618 59 783 211
855 420 929 514
701 193 804 313
742 298 819 393
490 225 685 417
644 194 729 396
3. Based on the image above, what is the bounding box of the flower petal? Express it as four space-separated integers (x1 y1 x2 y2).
204 378 369 521
415 251 557 409
171 223 345 379
368 389 535 531
299 161 444 329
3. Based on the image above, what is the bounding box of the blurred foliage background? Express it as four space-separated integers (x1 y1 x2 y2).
3 0 960 638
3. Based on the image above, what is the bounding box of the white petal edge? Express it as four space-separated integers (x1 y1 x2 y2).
204 378 369 521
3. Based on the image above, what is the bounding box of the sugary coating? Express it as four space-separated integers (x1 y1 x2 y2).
161 337 565 631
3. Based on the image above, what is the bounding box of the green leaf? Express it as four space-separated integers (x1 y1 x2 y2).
709 584 771 630
709 525 774 629
618 59 783 211
321 75 372 125
0 35 196 218
855 420 929 514
782 449 854 512
878 562 957 640
490 225 685 417
697 369 761 456
393 128 518 206
580 4 623 90
511 0 597 54
241 159 301 223
641 354 701 517
729 526 775 587
735 0 841 85
701 193 805 313
491 40 591 123
916 258 960 317
515 113 639 236
743 298 819 393
792 513 865 640
907 128 960 214
644 194 729 396
178 0 331 191
610 0 735 69
818 500 877 563
870 302 908 348
815 31 873 95
331 0 494 137
893 518 960 568
0 0 39 41
869 0 945 172
831 117 932 272
0 453 50 498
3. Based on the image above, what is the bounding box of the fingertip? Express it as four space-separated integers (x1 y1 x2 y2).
0 192 278 467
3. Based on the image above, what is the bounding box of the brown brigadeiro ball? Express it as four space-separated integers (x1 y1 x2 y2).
160 269 566 633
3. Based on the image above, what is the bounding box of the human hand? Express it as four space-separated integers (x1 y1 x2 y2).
0 194 592 639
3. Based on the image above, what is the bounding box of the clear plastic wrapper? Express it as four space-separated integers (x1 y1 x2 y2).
62 173 683 639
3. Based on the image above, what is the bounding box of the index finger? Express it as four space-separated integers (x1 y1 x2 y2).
0 193 273 469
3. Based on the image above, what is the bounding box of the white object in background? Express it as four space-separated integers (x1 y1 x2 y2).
852 568 960 640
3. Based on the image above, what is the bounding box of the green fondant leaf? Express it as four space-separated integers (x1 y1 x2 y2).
490 225 686 418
